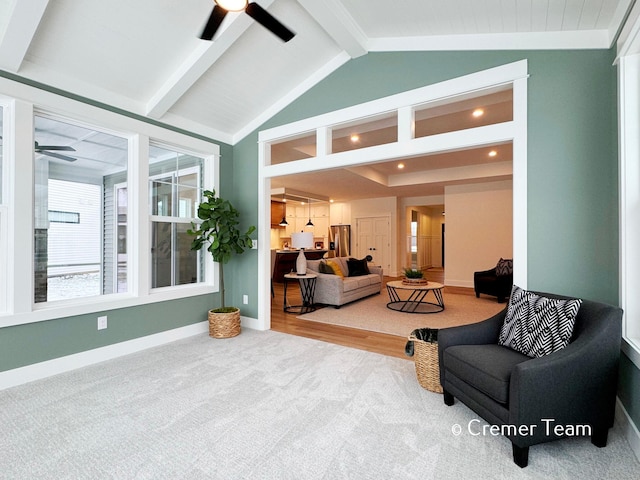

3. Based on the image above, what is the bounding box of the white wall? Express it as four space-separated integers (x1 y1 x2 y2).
444 180 513 287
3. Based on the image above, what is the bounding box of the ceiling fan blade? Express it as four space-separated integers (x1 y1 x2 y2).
39 151 77 162
35 145 76 152
200 5 228 40
245 2 295 42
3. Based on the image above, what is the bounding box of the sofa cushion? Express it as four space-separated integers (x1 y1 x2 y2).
347 257 370 277
306 259 321 273
444 344 530 404
499 285 582 358
342 277 362 292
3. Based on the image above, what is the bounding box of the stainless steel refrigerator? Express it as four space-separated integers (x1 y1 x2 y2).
329 225 351 257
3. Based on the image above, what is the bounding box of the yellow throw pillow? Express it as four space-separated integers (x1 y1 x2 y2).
326 260 344 278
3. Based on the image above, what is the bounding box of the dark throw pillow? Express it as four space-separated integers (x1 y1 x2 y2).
495 258 513 276
318 261 335 275
346 257 370 277
498 285 581 358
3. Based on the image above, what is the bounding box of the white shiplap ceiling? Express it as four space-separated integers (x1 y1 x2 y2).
0 0 633 147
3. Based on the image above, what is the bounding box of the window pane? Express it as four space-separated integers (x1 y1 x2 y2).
414 87 513 138
269 131 316 165
149 145 204 288
151 221 172 289
33 115 129 302
331 112 398 153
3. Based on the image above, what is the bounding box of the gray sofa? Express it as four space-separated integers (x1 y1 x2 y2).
306 257 383 308
438 292 623 468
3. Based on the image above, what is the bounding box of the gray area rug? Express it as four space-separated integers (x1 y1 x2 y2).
297 291 506 337
1 329 637 479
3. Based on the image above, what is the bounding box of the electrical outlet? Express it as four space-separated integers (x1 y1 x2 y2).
97 316 108 330
243 294 249 305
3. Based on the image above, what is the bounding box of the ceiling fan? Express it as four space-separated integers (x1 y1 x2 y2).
35 141 77 162
200 0 295 42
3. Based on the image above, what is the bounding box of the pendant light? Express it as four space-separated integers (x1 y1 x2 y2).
306 199 314 227
278 196 288 226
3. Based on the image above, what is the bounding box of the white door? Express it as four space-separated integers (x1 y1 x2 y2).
356 216 390 274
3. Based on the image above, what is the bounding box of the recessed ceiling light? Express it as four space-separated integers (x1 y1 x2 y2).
350 134 360 143
472 108 484 118
398 163 405 169
488 150 497 157
329 199 334 203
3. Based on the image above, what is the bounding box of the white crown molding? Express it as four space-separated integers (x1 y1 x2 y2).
368 30 611 52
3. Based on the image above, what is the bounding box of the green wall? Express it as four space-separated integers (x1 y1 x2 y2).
231 49 637 430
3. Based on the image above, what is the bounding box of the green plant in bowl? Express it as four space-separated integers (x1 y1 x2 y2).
403 267 424 279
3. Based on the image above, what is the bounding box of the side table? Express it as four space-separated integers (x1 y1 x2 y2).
283 272 318 314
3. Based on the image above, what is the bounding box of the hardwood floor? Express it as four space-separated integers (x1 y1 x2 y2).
270 268 452 361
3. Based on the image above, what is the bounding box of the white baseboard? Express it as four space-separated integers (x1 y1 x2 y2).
241 315 264 331
0 321 209 391
444 279 474 288
616 397 640 463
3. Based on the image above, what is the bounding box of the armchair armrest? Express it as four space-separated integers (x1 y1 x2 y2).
474 267 497 278
508 312 622 446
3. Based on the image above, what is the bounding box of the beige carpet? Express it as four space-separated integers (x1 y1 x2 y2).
297 290 506 337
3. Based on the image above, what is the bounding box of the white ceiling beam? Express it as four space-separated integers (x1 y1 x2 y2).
0 0 49 72
295 0 367 58
146 1 276 119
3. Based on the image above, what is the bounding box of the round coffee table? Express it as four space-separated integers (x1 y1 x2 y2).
386 280 445 314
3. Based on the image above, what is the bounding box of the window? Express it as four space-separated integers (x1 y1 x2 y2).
48 210 80 224
33 114 129 303
149 145 204 289
619 52 640 365
0 104 3 201
0 105 5 313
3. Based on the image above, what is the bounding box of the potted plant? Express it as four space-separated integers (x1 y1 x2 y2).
188 189 256 338
402 267 428 285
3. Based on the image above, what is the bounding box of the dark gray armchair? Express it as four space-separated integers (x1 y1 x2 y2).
438 293 622 468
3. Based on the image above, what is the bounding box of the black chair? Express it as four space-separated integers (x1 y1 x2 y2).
474 266 513 303
438 293 622 468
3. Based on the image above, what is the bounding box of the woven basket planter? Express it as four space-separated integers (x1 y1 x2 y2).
408 330 443 394
208 308 241 339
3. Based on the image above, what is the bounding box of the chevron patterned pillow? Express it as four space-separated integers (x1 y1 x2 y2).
498 285 582 358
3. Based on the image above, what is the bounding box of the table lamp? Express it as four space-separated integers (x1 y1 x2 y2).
291 231 314 275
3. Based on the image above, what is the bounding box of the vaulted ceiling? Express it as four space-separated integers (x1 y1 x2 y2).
0 0 633 148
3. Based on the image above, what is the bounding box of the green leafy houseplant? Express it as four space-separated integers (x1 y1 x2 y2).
188 189 256 312
403 267 424 279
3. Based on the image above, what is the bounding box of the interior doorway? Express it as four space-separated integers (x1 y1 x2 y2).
258 61 528 331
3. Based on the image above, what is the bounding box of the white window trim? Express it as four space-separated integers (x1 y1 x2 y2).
619 52 640 368
0 77 220 329
256 60 528 331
